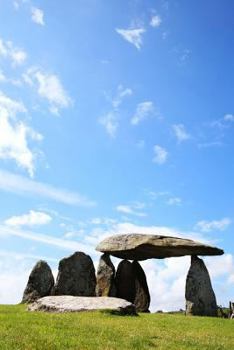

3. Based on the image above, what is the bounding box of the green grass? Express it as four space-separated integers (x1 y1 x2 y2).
0 304 233 350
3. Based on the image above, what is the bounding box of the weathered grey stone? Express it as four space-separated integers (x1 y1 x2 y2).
96 253 116 297
115 260 135 303
132 261 150 312
53 252 96 296
22 260 54 303
96 234 224 260
185 255 217 317
28 296 136 315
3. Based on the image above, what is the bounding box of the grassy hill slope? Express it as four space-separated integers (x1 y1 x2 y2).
0 304 233 350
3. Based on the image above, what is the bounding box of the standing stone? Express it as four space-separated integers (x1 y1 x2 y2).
115 260 135 303
185 255 217 316
53 252 96 296
96 253 116 297
132 261 150 312
22 260 54 303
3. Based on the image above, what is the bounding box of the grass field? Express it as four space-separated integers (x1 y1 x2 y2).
0 304 233 350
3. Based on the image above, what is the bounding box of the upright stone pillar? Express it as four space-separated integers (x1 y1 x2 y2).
53 252 96 296
22 260 54 303
96 253 116 297
185 255 217 316
132 261 150 312
115 260 136 303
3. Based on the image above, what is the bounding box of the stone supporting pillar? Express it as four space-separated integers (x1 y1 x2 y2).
115 259 150 312
96 253 116 297
115 260 136 303
132 261 150 312
185 255 217 316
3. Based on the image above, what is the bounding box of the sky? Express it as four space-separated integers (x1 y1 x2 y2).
0 0 233 311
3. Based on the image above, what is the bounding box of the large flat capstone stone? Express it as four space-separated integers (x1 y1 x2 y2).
96 234 224 260
28 296 136 315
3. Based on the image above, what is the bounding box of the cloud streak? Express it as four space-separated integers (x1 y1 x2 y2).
0 169 95 206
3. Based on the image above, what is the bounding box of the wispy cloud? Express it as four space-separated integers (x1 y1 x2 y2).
5 210 52 227
195 218 232 232
0 37 27 66
31 7 45 26
210 113 234 129
152 145 168 164
23 67 72 115
99 85 132 137
172 124 191 143
0 91 42 176
0 169 96 206
116 202 146 217
116 27 145 50
197 141 223 149
131 101 154 125
167 197 182 206
0 224 93 253
150 15 162 28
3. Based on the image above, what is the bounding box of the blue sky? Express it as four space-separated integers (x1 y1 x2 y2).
0 0 233 311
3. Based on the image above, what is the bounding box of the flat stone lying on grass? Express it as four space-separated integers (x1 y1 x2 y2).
96 234 224 260
28 295 136 315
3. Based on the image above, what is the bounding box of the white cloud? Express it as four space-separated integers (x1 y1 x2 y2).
0 70 7 82
116 28 145 50
195 218 232 232
150 15 162 28
0 91 42 176
31 7 45 26
5 210 52 227
172 124 191 143
99 111 118 138
224 114 234 122
0 169 96 206
116 202 146 217
167 197 182 206
23 68 71 115
112 85 132 109
0 38 27 66
131 101 154 125
99 85 132 137
153 145 168 164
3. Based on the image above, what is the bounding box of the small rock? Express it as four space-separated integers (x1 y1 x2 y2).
96 253 116 297
53 252 96 296
22 260 54 303
185 255 217 316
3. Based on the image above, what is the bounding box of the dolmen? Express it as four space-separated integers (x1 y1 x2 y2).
23 233 224 317
96 233 224 316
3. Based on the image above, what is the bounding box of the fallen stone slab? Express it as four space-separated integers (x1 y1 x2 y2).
28 296 136 315
96 234 224 260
